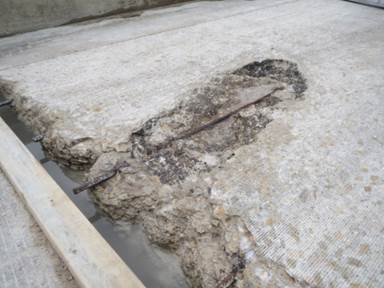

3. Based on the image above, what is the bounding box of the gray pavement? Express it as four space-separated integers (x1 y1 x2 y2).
0 170 77 288
0 0 383 287
0 0 189 36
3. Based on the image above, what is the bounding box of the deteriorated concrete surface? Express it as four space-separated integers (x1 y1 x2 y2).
0 0 384 287
0 170 78 288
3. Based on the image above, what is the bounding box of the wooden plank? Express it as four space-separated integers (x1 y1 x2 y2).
0 117 145 288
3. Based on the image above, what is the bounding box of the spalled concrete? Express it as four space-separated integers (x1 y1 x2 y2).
0 0 383 287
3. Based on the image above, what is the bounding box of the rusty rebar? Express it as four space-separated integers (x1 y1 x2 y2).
0 99 13 108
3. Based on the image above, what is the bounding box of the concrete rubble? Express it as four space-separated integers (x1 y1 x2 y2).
0 0 383 287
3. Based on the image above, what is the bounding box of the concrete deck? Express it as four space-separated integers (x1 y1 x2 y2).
0 170 77 288
0 0 383 287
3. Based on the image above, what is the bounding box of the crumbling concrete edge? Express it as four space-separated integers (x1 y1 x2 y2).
0 117 145 288
0 59 309 287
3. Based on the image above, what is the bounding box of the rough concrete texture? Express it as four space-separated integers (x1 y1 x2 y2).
0 170 78 288
0 0 383 287
349 0 384 8
0 0 189 37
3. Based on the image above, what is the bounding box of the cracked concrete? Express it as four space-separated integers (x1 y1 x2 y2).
0 0 383 287
86 59 306 287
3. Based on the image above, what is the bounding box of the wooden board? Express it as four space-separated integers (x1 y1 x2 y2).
0 117 145 288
